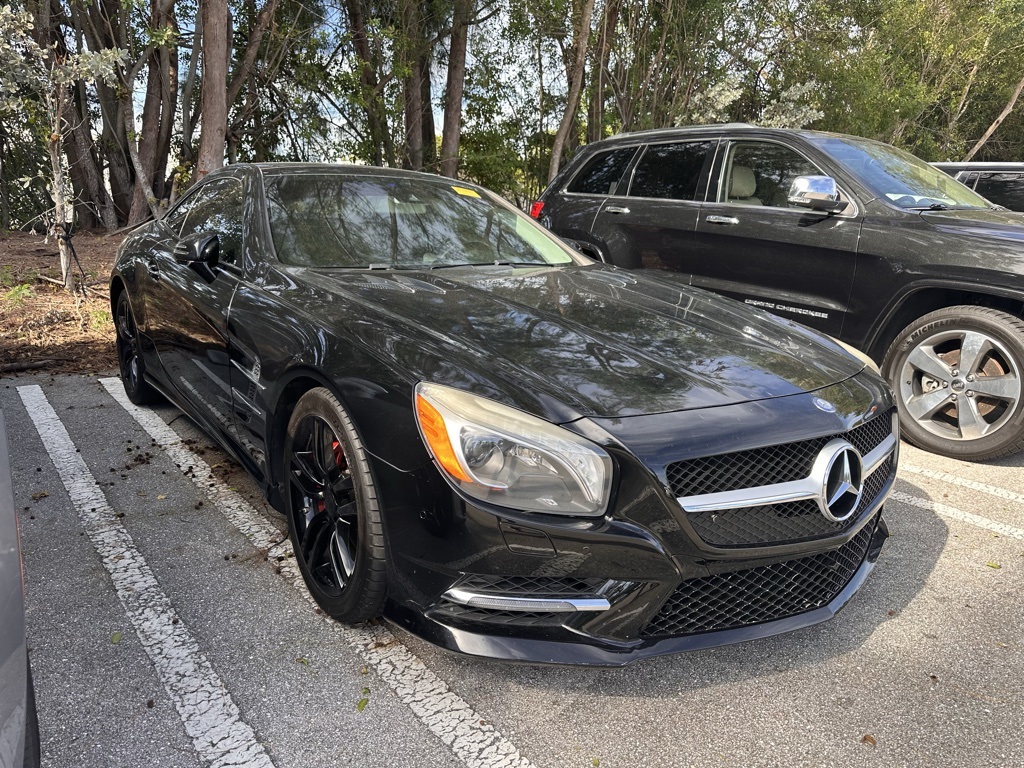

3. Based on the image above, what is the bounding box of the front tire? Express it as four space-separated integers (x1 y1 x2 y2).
114 291 161 405
283 388 387 622
882 306 1024 460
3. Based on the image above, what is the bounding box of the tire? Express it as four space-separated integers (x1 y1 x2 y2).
114 292 161 405
24 664 40 768
283 388 387 622
882 306 1024 460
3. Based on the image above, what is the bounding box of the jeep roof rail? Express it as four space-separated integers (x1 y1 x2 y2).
932 161 1024 170
607 123 758 141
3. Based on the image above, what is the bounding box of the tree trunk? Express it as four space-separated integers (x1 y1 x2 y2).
72 0 136 225
439 0 473 178
64 100 107 230
964 73 1024 161
69 88 118 231
548 0 597 183
47 123 73 290
343 0 391 166
0 133 10 230
420 50 437 171
587 0 618 144
181 12 203 167
402 0 425 170
129 28 166 223
227 0 281 106
197 0 229 177
154 15 179 201
63 125 97 230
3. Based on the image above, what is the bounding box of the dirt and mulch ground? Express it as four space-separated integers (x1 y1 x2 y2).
0 229 123 375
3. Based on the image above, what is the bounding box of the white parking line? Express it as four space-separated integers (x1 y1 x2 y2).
100 377 538 768
18 384 275 768
890 490 1024 540
901 463 1024 507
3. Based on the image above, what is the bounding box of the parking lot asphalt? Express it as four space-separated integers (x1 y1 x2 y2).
1 373 1021 768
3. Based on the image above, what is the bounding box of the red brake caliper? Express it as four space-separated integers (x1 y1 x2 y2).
318 440 346 512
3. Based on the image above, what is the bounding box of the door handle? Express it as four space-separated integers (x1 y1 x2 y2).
604 206 631 214
706 215 739 225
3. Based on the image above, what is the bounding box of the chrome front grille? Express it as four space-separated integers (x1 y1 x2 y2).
685 456 894 547
668 409 897 547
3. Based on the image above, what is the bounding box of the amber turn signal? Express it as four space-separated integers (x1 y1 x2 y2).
415 393 472 482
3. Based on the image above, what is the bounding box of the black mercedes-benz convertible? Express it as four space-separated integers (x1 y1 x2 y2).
110 164 898 665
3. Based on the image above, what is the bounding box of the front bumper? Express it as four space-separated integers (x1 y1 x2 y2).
376 381 897 666
385 517 888 666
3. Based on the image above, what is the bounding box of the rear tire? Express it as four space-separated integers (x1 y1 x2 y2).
882 306 1024 460
283 388 387 622
115 291 161 405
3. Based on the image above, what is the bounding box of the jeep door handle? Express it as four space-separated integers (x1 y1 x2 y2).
604 206 631 214
706 215 739 225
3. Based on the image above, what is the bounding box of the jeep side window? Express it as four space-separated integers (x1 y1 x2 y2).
974 172 1024 211
566 148 638 195
722 142 820 208
628 141 713 201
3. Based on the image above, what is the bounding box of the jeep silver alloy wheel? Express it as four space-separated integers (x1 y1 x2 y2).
884 306 1024 460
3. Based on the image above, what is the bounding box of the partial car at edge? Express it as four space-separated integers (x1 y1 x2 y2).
0 411 41 768
111 164 897 665
933 162 1024 212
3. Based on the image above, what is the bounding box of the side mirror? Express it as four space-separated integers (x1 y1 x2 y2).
174 232 220 268
788 175 849 214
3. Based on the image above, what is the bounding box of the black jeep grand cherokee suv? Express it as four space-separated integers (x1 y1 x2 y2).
534 125 1024 461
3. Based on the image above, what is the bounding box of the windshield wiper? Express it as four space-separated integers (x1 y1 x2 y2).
906 203 951 211
424 260 550 270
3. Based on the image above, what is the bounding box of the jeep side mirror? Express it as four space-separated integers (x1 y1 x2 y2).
789 176 849 214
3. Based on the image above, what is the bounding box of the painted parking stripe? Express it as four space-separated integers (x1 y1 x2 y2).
18 385 275 768
890 490 1024 540
99 377 538 768
902 463 1024 507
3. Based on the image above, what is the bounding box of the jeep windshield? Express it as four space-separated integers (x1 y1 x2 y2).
808 136 994 211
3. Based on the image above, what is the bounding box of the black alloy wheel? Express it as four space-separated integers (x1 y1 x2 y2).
883 306 1024 460
284 388 387 622
115 291 160 405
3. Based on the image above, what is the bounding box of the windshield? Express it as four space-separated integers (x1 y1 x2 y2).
807 136 994 210
264 173 576 269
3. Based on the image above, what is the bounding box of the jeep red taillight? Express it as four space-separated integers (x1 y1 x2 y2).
529 201 544 219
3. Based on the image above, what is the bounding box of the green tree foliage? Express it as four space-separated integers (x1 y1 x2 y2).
2 0 1024 233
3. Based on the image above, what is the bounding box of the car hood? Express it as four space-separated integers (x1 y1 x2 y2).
920 207 1024 243
299 263 864 420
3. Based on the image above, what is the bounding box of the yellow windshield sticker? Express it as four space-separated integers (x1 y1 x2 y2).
451 186 481 198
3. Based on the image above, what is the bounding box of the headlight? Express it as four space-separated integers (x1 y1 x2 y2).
832 337 881 375
414 382 612 516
